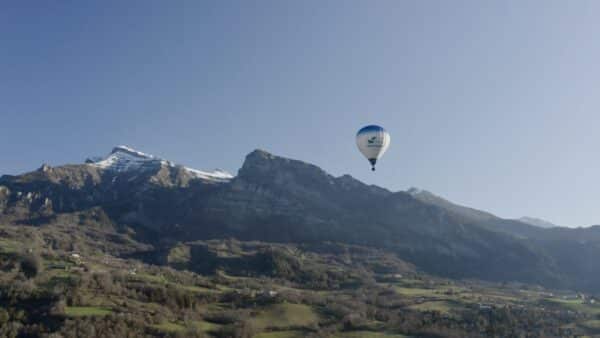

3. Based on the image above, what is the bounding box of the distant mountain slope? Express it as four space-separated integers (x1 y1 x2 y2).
517 216 559 228
407 187 497 223
404 187 600 291
1 146 599 291
406 187 546 239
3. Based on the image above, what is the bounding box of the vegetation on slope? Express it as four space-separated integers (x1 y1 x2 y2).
1 220 599 338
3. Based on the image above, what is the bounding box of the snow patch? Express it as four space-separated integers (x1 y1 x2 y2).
88 146 233 182
185 168 234 181
112 145 156 159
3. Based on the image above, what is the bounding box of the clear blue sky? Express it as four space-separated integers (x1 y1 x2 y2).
1 1 598 227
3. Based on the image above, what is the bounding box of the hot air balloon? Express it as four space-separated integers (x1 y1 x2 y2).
356 125 390 171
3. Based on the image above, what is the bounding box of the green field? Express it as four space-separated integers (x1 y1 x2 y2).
151 322 186 332
132 272 168 284
131 272 218 294
335 331 409 338
546 298 600 315
407 300 460 314
192 320 222 332
179 284 217 293
65 306 112 317
251 303 320 330
393 286 438 297
254 331 306 338
0 238 19 253
581 320 600 330
167 244 191 264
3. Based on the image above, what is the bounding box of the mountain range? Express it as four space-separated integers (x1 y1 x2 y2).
1 146 599 291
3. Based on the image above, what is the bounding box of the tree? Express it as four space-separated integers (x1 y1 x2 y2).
20 252 43 279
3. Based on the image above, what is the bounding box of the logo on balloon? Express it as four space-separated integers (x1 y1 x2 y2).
367 136 382 147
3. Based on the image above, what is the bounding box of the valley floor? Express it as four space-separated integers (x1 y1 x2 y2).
0 222 598 338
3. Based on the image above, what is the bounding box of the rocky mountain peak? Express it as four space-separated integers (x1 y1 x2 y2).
245 149 276 161
239 149 331 183
38 164 52 172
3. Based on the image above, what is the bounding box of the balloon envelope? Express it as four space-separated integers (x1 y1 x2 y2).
356 125 390 170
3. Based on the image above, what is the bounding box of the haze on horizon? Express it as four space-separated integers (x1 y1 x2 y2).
0 1 598 227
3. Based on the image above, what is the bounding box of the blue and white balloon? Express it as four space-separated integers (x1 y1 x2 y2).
356 125 390 171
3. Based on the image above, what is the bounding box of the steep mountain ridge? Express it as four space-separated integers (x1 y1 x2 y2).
406 187 555 239
407 187 497 223
0 146 598 291
518 216 559 228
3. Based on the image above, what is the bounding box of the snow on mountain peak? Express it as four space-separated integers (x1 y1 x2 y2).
185 168 234 181
111 145 155 159
88 145 233 182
